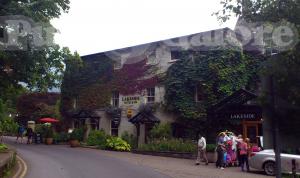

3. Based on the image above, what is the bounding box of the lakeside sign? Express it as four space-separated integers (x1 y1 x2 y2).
230 113 256 120
122 96 140 105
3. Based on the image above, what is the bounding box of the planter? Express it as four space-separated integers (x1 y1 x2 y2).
70 139 80 147
46 138 53 145
206 151 217 163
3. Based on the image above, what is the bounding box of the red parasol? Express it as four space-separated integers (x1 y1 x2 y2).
39 118 59 123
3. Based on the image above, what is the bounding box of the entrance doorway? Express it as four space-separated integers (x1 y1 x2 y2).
242 121 262 144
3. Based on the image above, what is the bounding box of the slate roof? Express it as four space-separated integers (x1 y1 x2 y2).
129 112 160 124
210 89 257 112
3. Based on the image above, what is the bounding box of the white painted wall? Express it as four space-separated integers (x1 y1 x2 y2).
85 28 242 138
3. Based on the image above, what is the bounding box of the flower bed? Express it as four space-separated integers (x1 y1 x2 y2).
86 130 131 151
137 139 197 153
132 150 196 159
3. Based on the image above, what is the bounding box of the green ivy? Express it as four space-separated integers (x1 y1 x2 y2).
164 49 259 130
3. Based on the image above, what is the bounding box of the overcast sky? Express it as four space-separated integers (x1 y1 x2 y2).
51 0 238 56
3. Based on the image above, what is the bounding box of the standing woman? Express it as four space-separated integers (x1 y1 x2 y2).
216 133 226 169
240 138 250 172
236 134 243 166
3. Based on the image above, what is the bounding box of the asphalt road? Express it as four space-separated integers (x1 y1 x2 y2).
4 137 170 178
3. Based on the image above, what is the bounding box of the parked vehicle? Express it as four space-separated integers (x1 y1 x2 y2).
249 149 300 176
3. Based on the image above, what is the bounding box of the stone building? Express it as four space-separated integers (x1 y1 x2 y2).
64 27 262 144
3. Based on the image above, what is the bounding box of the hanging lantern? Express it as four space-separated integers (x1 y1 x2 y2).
127 108 133 118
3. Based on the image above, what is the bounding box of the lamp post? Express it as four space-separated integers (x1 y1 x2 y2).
269 73 282 178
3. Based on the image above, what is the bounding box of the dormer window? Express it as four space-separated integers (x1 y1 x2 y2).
146 53 158 65
171 51 182 61
0 27 4 38
114 60 122 70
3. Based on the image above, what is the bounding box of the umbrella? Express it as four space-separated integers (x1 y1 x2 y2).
39 118 59 123
218 131 235 137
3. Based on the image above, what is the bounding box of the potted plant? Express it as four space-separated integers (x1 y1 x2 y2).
69 128 83 147
45 127 54 145
206 144 217 163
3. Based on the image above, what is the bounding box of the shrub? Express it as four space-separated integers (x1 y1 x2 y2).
54 132 69 143
87 130 107 149
149 123 172 140
0 117 18 135
70 128 84 141
121 131 137 149
35 124 54 139
105 137 131 151
138 139 197 153
206 144 216 152
44 127 54 138
0 143 8 152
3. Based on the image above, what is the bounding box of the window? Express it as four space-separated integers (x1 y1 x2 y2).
171 51 182 60
111 120 119 136
0 27 4 38
73 97 77 109
147 88 155 103
114 60 121 70
147 53 158 65
211 30 215 42
195 85 204 102
19 23 24 33
112 91 119 107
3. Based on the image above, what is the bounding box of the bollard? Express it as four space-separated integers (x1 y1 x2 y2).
292 159 296 178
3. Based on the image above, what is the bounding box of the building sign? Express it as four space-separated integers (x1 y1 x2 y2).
122 96 140 105
230 113 256 120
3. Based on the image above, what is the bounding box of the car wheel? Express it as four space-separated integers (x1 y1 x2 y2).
263 161 276 176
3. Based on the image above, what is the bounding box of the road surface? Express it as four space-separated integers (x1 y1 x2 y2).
4 137 169 178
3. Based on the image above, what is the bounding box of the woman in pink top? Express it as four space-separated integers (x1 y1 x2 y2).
240 138 250 172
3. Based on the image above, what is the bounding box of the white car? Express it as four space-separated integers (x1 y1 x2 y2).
249 149 300 176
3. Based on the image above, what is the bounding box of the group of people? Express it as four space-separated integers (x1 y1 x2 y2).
196 132 260 172
16 125 34 144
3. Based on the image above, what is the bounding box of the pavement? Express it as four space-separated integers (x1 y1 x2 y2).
94 149 270 178
4 136 270 178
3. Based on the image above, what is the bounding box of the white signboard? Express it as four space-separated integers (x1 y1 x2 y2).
121 96 141 106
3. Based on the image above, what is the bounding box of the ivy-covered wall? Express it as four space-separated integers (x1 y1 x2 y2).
60 54 159 115
164 48 260 133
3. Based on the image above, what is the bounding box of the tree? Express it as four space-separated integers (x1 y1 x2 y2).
214 0 300 24
0 0 71 92
215 0 300 136
0 0 70 22
16 92 60 121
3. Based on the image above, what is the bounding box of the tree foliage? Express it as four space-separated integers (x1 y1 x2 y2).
0 116 18 135
214 0 300 23
215 0 300 135
16 92 60 121
0 0 71 93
